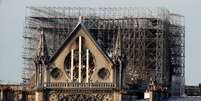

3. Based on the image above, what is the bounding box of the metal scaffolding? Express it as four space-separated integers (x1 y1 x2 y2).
22 7 185 95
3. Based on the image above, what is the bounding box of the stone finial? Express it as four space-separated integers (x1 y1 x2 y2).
79 16 84 23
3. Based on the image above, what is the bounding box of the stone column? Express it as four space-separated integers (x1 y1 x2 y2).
114 92 121 101
71 49 74 81
118 59 122 88
44 65 47 87
86 49 89 83
0 90 3 101
78 36 82 83
35 91 43 101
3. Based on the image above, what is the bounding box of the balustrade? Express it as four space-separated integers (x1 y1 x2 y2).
44 82 115 89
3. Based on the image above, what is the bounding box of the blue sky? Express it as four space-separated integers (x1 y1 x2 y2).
0 0 201 85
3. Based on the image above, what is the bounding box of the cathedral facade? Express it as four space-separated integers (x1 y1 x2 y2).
32 20 123 101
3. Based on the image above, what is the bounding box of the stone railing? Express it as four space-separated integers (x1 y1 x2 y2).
44 82 116 89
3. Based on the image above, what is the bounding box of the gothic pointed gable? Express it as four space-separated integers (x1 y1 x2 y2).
50 23 112 64
49 21 114 83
